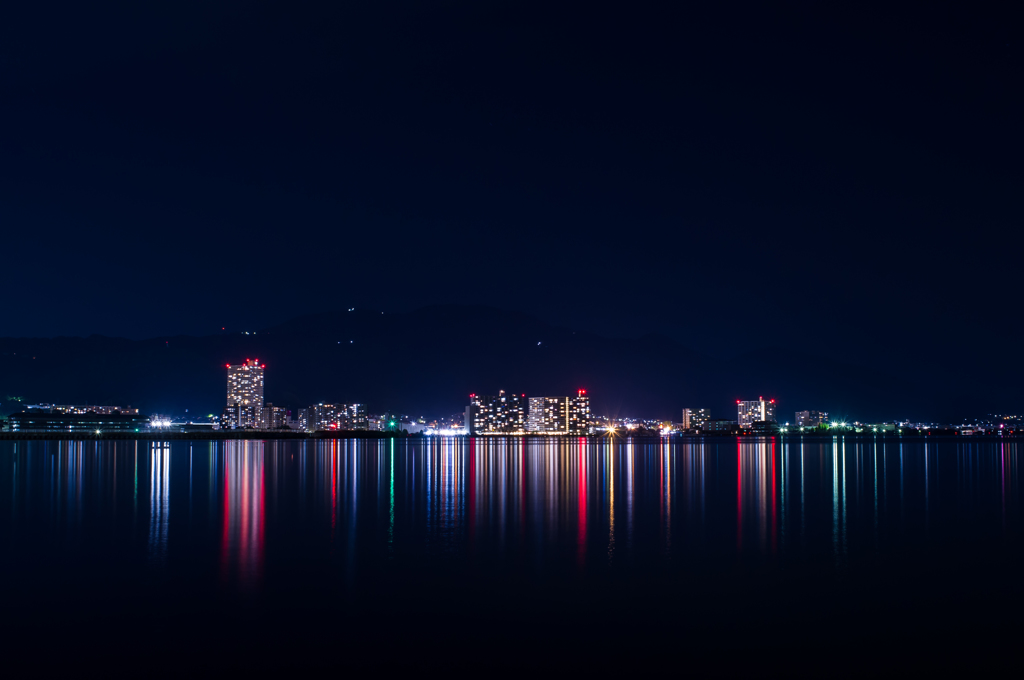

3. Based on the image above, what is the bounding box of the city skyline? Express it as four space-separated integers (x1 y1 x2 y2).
4 359 1019 436
2 5 1020 416
3 3 1020 675
1 304 1011 425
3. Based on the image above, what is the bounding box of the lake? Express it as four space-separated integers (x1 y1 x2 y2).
1 436 1021 675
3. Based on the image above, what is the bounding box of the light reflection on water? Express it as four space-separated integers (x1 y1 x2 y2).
148 442 169 563
219 441 264 585
1 437 1021 590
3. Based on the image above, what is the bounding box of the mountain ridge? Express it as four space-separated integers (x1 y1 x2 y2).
0 305 993 422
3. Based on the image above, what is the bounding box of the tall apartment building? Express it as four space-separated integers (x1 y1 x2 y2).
527 397 572 433
681 408 710 430
570 390 590 434
224 359 265 428
737 397 776 429
485 390 591 435
466 391 526 435
795 410 828 427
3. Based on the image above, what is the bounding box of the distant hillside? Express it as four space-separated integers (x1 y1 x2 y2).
0 305 1001 422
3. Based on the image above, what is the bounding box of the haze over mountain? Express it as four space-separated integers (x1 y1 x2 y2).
0 306 1011 423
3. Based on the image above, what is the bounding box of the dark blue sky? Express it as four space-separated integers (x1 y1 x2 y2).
1 1 1020 374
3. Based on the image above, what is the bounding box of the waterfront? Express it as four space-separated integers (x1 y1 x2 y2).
1 437 1021 674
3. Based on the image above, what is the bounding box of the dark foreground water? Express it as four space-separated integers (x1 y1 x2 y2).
1 437 1021 675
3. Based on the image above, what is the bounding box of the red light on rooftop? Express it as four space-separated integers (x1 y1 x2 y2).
770 399 775 403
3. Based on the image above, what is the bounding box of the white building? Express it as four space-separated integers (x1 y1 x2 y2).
737 397 776 429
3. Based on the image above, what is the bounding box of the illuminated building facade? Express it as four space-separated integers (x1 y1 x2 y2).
8 411 150 432
260 404 288 430
795 410 828 427
681 408 710 431
226 359 265 428
25 404 139 415
299 403 368 431
569 390 590 434
528 397 571 433
344 403 369 430
466 391 526 435
737 398 776 429
469 390 590 435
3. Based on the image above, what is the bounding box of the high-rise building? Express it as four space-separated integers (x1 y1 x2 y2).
522 391 591 435
737 397 776 428
681 408 710 430
531 397 575 433
343 403 368 430
795 410 828 427
226 359 265 428
569 390 590 435
466 391 526 435
528 397 569 433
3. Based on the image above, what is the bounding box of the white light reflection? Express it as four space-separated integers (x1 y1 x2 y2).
149 442 170 564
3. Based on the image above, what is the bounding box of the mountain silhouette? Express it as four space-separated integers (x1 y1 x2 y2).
0 306 999 423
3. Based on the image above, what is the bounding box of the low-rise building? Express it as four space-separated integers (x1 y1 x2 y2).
706 419 739 434
750 420 781 434
8 410 150 433
795 410 828 427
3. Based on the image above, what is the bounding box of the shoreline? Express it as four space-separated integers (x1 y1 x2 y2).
0 432 1017 442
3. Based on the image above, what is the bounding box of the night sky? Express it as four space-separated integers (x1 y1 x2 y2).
2 2 1021 380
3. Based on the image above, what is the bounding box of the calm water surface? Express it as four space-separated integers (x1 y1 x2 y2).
1 437 1021 674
